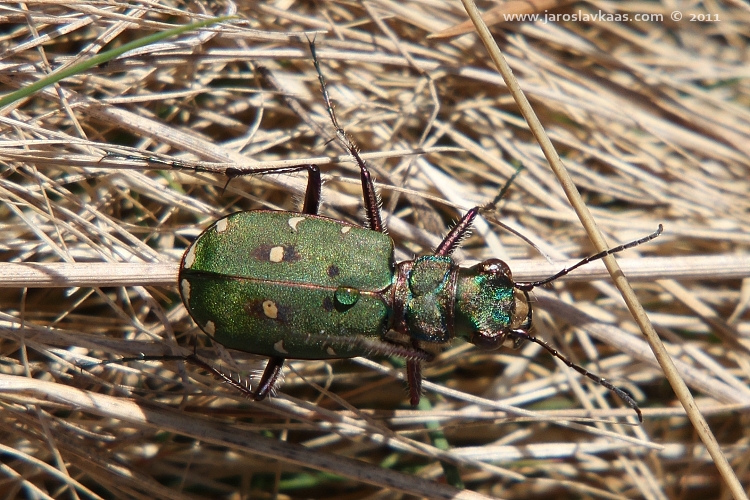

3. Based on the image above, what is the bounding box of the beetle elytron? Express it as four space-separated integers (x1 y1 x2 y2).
178 42 661 420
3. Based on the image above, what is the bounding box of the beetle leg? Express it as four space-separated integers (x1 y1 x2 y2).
309 40 384 233
370 337 434 363
186 354 286 402
104 153 323 215
225 164 321 215
253 356 285 401
406 338 426 406
300 164 321 215
377 337 432 405
436 167 526 256
184 354 255 398
406 360 423 406
86 353 264 400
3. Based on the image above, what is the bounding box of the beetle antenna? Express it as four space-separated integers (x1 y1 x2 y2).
479 165 524 214
515 224 663 291
478 166 558 260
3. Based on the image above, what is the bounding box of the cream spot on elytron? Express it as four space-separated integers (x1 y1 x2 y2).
288 216 305 231
215 218 229 233
263 300 278 319
204 320 216 335
180 279 191 300
184 245 196 268
326 346 337 356
269 246 284 263
273 339 288 354
341 226 351 234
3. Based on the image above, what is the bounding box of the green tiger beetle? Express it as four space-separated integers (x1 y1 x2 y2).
167 42 664 420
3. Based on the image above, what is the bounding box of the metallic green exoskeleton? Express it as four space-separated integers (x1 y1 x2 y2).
179 42 660 418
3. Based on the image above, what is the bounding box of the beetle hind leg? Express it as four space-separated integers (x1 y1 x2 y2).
308 40 384 233
252 356 285 401
224 164 321 215
181 354 283 401
180 354 253 398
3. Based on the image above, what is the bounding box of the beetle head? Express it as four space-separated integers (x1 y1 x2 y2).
455 259 530 350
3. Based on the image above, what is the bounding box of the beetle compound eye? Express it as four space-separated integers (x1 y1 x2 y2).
478 258 512 279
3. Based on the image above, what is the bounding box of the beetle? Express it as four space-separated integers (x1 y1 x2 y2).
178 42 661 419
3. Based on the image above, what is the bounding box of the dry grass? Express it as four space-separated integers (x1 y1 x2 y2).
1 1 749 499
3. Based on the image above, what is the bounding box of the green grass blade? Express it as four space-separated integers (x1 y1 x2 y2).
0 15 236 109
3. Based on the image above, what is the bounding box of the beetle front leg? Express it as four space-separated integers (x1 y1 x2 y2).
406 339 427 405
435 168 525 256
407 359 423 406
373 337 431 406
435 207 479 256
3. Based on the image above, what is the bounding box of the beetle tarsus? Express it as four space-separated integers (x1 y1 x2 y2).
223 164 322 214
